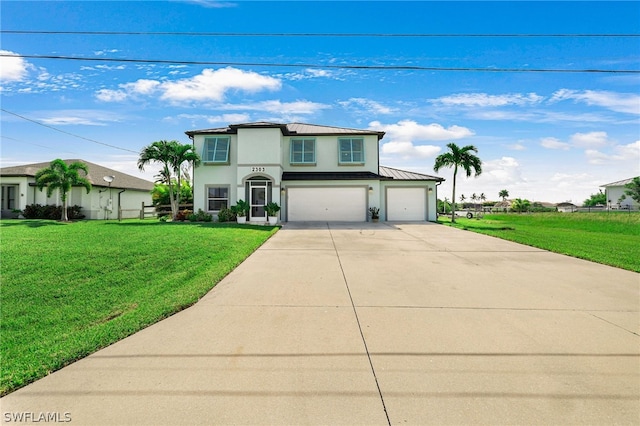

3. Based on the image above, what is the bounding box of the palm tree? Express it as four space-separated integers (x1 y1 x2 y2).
139 140 178 218
434 143 482 222
138 140 201 219
35 159 92 221
499 189 509 201
170 143 200 210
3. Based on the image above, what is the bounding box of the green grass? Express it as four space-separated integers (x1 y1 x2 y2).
438 212 640 272
0 219 278 396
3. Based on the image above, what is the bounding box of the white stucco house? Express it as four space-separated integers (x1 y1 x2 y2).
0 159 154 219
601 177 639 210
186 122 444 223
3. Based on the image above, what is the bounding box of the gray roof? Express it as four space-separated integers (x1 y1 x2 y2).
379 166 444 182
0 159 154 191
600 177 638 187
185 122 386 140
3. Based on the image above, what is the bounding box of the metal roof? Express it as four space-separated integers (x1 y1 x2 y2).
379 166 444 181
185 122 385 140
600 176 639 187
0 159 154 191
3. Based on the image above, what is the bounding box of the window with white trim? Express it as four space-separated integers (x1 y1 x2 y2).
203 137 230 163
339 138 364 164
207 186 229 211
290 138 316 164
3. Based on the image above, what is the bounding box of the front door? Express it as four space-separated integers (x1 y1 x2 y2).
249 182 267 221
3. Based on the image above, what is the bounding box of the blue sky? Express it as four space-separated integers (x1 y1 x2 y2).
1 1 639 203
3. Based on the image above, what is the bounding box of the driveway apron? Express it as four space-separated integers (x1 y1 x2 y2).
2 222 639 425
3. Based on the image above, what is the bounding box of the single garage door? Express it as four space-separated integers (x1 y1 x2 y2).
387 187 426 221
288 187 367 221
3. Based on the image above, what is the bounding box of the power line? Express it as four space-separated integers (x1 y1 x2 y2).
0 108 139 154
2 53 638 74
2 30 638 37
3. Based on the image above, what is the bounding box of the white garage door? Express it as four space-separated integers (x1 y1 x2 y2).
387 187 426 221
288 187 367 221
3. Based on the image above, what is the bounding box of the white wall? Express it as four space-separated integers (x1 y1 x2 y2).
605 185 638 209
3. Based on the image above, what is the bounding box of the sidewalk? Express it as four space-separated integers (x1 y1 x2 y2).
2 222 638 425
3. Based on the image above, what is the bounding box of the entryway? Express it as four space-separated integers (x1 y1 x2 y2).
247 177 272 222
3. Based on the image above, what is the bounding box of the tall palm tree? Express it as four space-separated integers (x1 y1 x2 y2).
138 140 177 218
170 143 200 210
434 143 482 222
138 140 200 219
35 159 92 221
499 189 509 201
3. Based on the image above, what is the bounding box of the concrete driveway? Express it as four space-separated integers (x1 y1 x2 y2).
2 222 639 425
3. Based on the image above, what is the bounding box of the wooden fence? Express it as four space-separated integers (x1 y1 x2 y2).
140 203 194 219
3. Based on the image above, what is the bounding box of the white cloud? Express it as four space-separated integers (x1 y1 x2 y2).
551 89 640 115
585 149 625 165
0 50 28 82
505 143 526 151
570 131 609 148
480 157 525 184
540 137 571 150
340 98 394 115
171 113 251 124
95 68 281 103
380 141 441 159
219 100 330 115
614 140 640 160
432 92 544 107
36 110 122 126
370 119 474 141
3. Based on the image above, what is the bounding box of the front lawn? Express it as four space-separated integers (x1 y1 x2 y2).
438 212 640 272
0 219 278 395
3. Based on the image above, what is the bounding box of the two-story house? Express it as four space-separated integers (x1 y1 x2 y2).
186 122 444 222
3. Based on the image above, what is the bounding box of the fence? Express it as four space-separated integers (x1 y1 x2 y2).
139 203 194 219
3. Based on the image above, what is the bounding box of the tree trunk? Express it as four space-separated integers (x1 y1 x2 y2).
61 195 69 221
451 166 458 223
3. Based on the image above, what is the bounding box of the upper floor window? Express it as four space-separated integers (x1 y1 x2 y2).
339 138 364 164
203 137 230 163
290 138 316 164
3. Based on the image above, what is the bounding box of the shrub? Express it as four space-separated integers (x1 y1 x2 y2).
22 204 85 220
175 209 192 221
195 209 212 222
218 207 236 222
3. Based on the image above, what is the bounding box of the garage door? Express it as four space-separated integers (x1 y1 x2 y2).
288 187 367 221
387 187 426 221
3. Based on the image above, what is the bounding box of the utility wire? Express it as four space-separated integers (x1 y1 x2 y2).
0 108 139 154
2 53 638 74
2 30 639 37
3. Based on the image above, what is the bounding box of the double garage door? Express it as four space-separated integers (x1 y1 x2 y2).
287 187 366 222
287 186 428 222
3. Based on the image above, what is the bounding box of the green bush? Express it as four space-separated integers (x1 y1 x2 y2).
22 204 85 220
195 209 212 222
217 207 236 222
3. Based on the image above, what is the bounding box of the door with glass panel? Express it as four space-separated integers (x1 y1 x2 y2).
249 181 267 221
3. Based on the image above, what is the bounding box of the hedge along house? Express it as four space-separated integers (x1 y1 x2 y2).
186 122 444 222
0 159 154 219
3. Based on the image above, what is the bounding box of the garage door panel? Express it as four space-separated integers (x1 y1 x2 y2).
288 187 366 221
387 187 426 221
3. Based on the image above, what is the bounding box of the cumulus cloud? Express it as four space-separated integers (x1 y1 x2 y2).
505 143 527 151
95 67 281 103
0 50 29 82
218 100 330 115
370 120 474 141
614 140 640 159
585 149 625 164
35 110 122 126
380 141 441 159
480 157 525 184
432 92 544 107
540 137 571 150
339 98 394 115
550 89 640 115
570 131 609 148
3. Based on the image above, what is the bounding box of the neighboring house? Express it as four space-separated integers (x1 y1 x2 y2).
556 202 577 213
186 122 444 222
0 159 154 219
601 177 639 210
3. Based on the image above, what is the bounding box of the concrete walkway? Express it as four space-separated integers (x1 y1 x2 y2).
2 222 639 425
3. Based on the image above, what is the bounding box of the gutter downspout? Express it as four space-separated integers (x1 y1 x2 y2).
117 189 126 221
436 180 443 218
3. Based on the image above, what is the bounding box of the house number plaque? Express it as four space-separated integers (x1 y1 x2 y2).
251 166 266 172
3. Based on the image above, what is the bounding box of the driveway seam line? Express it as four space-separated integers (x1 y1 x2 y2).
328 224 392 426
588 312 639 336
